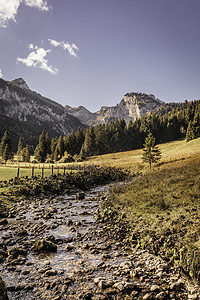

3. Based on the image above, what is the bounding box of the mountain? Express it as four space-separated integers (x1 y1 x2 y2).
0 78 85 150
65 92 165 126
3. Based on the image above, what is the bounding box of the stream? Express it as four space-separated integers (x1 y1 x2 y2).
0 185 199 299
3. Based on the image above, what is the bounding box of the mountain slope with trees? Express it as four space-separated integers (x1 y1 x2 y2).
0 78 86 151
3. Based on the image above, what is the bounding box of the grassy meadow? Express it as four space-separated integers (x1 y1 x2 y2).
98 137 200 280
1 137 200 180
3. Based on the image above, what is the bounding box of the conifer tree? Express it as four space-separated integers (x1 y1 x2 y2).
0 131 13 161
34 131 47 162
17 137 26 161
53 136 64 161
76 128 85 154
45 133 51 155
142 133 161 169
51 137 57 159
17 137 26 153
186 121 195 142
83 126 96 157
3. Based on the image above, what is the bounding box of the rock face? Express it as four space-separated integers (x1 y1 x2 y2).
0 78 85 148
66 92 165 126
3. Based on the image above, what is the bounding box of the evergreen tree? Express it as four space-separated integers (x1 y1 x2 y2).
142 133 161 169
17 137 26 161
3 144 10 161
0 131 13 161
186 121 195 142
54 136 64 161
83 126 96 157
34 131 47 162
51 137 57 159
75 128 85 154
45 133 51 155
23 146 30 162
17 137 26 153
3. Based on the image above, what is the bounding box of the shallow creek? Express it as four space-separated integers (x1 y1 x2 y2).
0 186 199 299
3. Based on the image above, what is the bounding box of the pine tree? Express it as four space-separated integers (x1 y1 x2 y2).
83 126 96 157
17 137 26 152
76 128 85 154
186 121 195 142
24 146 30 162
53 136 64 161
34 131 47 163
17 137 26 161
45 133 51 155
2 144 10 161
51 137 57 159
142 133 161 169
0 131 13 161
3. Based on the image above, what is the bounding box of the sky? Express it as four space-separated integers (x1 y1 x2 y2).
0 0 200 112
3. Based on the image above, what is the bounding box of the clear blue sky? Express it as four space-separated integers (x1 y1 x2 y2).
0 0 200 112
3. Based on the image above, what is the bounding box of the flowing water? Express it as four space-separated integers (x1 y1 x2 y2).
0 186 198 299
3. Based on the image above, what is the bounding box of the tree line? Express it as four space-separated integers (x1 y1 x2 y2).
1 99 200 162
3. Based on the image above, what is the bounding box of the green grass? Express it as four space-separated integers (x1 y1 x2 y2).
100 141 200 280
2 137 200 179
0 166 71 181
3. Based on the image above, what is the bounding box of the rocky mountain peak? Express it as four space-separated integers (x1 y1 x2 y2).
65 92 165 126
9 78 30 90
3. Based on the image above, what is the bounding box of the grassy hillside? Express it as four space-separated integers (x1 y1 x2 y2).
85 137 200 172
98 137 200 280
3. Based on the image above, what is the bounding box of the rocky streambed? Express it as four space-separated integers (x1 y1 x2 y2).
0 186 199 300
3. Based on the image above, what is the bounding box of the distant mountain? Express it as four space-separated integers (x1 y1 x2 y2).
65 92 165 126
0 78 85 150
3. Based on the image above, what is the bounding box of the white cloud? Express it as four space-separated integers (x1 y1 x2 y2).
0 68 3 78
48 39 79 57
0 0 50 28
24 0 49 11
17 44 58 75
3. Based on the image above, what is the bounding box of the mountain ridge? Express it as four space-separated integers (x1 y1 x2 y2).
0 77 86 150
65 92 165 125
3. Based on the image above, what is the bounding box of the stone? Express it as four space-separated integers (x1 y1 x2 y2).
32 239 57 253
170 280 185 291
0 219 8 225
113 282 125 292
155 292 167 299
45 270 57 276
0 276 8 300
66 219 73 226
143 293 153 300
75 192 85 200
98 280 113 289
65 244 74 251
150 284 161 292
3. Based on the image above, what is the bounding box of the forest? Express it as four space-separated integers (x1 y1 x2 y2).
0 99 200 163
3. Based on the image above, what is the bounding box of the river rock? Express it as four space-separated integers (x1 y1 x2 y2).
32 239 57 253
75 192 85 200
0 276 8 300
170 279 185 290
0 219 8 225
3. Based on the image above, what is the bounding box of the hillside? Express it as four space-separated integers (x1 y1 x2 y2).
0 78 85 149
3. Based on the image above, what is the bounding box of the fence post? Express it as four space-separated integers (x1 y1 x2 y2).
64 166 66 175
51 165 54 176
41 167 44 178
17 167 20 179
32 167 34 178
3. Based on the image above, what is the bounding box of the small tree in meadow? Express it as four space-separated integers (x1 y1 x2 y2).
142 133 161 169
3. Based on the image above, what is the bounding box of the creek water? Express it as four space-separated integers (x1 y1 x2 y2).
0 185 198 299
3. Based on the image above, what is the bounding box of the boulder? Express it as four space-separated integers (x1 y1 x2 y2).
32 239 57 253
0 276 8 300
